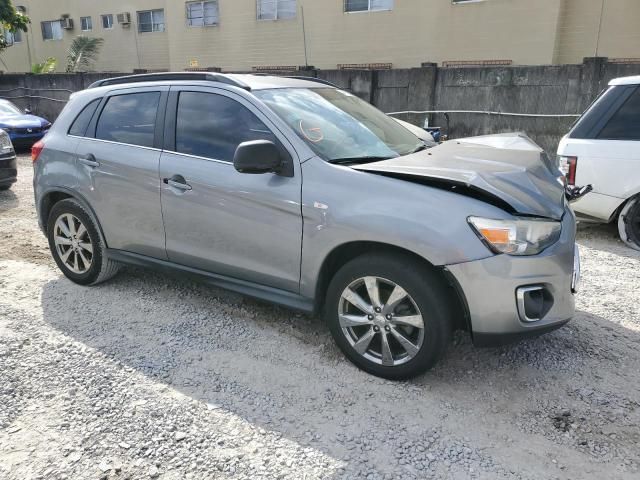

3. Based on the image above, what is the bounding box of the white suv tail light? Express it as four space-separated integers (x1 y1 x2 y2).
558 155 578 186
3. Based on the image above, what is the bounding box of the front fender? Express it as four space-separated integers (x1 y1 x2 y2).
299 158 510 298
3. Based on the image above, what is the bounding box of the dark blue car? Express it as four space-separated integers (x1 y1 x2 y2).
0 99 51 148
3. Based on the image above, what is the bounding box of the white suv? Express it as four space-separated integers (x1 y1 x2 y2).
558 75 640 250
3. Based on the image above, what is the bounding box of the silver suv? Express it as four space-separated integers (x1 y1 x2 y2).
33 73 579 379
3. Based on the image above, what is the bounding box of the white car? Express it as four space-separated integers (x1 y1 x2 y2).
391 117 437 145
558 75 640 250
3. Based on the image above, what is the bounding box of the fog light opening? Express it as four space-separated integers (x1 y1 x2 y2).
516 286 554 323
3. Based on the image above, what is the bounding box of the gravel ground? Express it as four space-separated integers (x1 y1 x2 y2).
1 154 639 480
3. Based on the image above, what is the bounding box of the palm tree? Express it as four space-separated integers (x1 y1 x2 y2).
31 57 57 74
66 36 104 72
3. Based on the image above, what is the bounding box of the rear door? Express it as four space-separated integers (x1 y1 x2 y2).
158 86 302 292
75 87 168 259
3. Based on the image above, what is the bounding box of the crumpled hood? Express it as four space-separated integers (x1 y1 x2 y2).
352 133 566 220
0 114 48 128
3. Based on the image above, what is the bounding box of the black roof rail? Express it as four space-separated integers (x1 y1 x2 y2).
88 72 251 90
283 76 340 88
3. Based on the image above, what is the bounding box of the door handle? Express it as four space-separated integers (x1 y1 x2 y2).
79 154 100 168
163 175 192 191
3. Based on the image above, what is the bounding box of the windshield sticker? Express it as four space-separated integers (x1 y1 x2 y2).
299 120 324 143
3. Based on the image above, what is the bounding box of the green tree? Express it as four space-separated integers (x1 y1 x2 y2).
31 57 57 74
0 0 29 52
66 36 104 72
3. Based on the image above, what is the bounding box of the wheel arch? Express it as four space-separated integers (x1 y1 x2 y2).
616 192 640 249
607 191 639 222
313 241 470 332
40 188 108 247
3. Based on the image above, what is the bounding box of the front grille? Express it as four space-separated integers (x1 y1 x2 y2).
13 126 44 134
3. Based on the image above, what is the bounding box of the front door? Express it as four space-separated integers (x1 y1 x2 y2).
75 88 168 259
159 87 302 292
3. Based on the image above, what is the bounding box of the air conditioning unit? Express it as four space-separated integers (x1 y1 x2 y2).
117 12 131 25
61 17 74 30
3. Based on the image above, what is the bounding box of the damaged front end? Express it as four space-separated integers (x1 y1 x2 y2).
353 133 592 218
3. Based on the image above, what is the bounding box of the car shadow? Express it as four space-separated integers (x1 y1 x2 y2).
0 187 19 212
39 266 640 477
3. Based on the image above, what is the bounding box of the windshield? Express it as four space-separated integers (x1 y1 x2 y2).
254 88 423 163
0 101 22 116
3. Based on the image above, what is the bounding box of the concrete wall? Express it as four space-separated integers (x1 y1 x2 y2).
0 72 125 121
2 0 640 73
2 57 640 155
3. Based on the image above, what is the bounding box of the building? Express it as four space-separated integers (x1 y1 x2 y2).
1 0 639 73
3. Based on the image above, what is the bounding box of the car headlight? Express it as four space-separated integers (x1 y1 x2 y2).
468 216 562 256
0 130 14 152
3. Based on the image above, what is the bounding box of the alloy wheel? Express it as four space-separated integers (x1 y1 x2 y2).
53 213 93 274
338 276 425 367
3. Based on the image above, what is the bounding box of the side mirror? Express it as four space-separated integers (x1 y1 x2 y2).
233 140 283 175
24 108 32 115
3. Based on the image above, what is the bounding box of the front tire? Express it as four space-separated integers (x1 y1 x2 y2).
618 196 640 251
47 199 120 285
324 253 452 380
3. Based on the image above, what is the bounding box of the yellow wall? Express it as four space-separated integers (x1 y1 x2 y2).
1 0 638 73
1 0 170 72
555 0 640 64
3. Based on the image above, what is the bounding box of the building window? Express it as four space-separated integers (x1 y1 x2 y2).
80 16 93 31
344 0 393 12
101 14 114 29
257 0 297 20
41 20 63 41
4 29 22 44
138 9 165 33
186 1 219 27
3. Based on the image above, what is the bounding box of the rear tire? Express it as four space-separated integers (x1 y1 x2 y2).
324 252 452 380
0 185 11 191
618 196 640 251
47 199 120 285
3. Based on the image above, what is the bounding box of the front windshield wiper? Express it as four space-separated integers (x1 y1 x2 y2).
408 143 429 154
328 156 393 165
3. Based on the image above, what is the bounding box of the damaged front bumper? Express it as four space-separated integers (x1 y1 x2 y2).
445 207 578 347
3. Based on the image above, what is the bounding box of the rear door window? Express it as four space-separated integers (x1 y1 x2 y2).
69 98 101 137
597 87 640 141
174 91 277 162
95 92 160 147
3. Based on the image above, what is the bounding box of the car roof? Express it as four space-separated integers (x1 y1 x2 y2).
609 75 640 86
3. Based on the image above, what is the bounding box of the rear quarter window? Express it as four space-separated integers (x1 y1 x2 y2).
597 87 640 141
68 98 101 137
